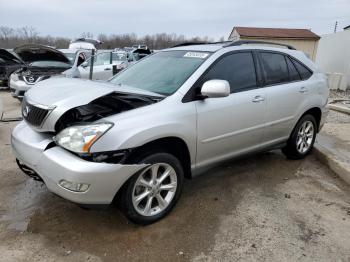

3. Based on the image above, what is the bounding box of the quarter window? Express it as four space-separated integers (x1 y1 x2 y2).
200 52 257 93
292 59 312 80
286 56 301 81
260 52 289 85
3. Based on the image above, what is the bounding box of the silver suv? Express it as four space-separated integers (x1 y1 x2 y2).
11 41 329 224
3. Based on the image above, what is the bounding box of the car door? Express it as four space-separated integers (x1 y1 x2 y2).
78 52 113 80
91 52 113 80
259 51 312 144
195 51 267 169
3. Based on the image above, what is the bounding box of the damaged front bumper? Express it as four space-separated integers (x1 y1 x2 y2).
11 121 147 204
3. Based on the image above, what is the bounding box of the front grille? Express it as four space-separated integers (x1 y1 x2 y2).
24 75 40 84
22 99 50 127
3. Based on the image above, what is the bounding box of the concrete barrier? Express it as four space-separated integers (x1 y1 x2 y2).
329 104 350 115
314 134 350 185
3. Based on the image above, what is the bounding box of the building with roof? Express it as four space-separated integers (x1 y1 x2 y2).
228 27 320 60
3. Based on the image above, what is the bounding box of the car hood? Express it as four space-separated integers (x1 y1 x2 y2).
0 49 23 64
26 77 163 108
13 44 70 64
24 78 164 132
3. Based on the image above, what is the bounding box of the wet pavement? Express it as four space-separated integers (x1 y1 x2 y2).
1 90 350 261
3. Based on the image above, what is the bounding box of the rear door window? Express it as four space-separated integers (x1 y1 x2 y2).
200 52 257 93
260 52 289 85
292 59 312 80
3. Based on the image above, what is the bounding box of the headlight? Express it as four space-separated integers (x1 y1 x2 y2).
54 123 113 153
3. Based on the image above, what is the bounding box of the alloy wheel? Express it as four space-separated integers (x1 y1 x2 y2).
296 120 314 154
132 163 178 216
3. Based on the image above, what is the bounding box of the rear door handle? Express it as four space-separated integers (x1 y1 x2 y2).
252 96 265 103
299 86 308 93
104 68 112 71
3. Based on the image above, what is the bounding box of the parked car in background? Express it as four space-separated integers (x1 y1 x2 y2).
132 44 148 50
0 49 24 88
9 46 90 99
12 41 328 224
60 49 91 78
69 38 102 50
9 45 72 99
75 50 135 80
131 48 152 61
60 49 90 66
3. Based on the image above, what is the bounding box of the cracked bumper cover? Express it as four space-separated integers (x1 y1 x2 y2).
11 121 147 204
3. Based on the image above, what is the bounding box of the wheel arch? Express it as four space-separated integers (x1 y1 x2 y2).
300 107 322 132
125 136 192 180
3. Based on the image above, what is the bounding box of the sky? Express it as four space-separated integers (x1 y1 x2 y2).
0 0 350 40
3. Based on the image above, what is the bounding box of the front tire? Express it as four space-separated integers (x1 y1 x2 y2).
121 152 184 225
282 114 317 159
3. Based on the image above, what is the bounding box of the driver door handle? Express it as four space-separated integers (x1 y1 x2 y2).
104 68 112 71
252 95 265 103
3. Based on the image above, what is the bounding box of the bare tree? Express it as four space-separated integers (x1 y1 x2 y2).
80 32 94 39
0 26 214 50
0 26 14 39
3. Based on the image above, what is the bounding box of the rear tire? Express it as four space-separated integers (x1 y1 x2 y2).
282 114 317 159
120 152 184 225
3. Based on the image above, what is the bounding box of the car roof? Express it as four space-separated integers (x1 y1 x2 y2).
166 41 315 71
166 42 304 57
167 40 298 52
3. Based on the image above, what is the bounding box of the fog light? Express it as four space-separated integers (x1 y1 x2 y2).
59 180 90 192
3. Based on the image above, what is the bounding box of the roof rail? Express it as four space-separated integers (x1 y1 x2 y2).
173 40 236 47
225 40 296 50
172 42 208 47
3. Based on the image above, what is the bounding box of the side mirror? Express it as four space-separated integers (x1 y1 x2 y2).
201 80 230 98
81 61 88 68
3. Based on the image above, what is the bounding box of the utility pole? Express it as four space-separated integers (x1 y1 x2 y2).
334 21 338 33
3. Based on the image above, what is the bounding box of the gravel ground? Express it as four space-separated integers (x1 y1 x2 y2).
1 90 350 262
325 90 350 125
329 90 350 101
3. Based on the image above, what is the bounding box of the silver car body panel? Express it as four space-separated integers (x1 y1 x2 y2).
11 43 329 204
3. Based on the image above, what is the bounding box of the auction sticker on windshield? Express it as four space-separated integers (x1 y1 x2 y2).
183 52 209 59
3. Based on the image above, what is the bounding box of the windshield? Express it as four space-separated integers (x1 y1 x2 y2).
29 60 71 68
109 50 210 95
63 53 77 65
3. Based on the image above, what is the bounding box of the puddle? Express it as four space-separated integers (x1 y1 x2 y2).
0 179 47 232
